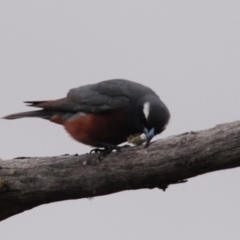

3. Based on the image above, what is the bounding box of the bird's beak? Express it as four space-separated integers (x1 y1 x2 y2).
144 128 155 147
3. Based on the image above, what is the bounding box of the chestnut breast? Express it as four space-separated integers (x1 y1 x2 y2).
63 109 127 147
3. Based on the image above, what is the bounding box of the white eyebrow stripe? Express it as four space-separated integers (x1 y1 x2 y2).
143 102 150 120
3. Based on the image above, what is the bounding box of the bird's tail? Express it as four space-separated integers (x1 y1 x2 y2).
2 110 53 120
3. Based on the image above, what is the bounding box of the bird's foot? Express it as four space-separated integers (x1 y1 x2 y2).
90 148 107 154
90 143 121 158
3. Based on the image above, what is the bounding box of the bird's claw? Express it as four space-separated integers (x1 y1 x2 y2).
90 144 122 158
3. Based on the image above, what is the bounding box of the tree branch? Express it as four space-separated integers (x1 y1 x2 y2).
1 120 240 221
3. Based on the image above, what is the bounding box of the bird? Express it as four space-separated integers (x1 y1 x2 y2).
3 79 170 152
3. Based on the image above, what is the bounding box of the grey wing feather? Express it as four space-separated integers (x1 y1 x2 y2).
26 79 131 113
67 80 130 112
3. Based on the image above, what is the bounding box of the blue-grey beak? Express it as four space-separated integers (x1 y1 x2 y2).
144 128 155 147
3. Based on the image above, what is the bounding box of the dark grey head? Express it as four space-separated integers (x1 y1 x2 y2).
140 95 170 146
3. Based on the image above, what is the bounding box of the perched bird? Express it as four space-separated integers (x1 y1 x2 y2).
3 79 170 151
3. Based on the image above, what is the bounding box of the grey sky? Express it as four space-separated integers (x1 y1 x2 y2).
0 1 240 239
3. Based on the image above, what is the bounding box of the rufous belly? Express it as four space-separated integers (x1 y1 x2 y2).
63 110 127 147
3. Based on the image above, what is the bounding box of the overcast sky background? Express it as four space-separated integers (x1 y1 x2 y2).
0 1 240 240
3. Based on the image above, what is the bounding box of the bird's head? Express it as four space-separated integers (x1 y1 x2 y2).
141 95 170 147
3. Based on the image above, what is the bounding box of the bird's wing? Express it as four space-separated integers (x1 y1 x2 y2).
25 80 131 113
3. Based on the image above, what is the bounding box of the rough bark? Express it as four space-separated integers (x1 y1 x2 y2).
1 120 240 221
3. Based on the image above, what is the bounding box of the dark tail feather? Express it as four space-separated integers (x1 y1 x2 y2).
2 110 53 120
24 101 49 107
